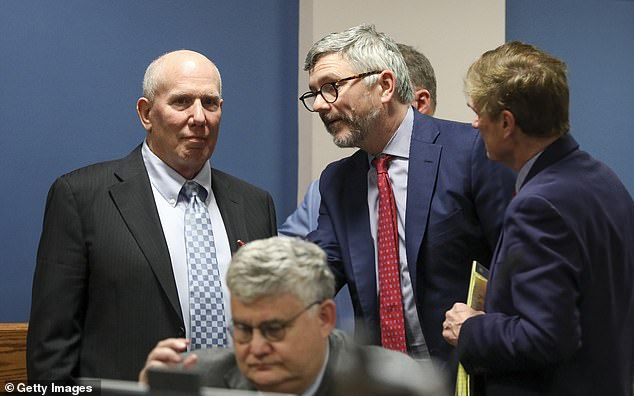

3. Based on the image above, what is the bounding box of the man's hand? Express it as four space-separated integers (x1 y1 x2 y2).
138 338 198 383
442 303 484 347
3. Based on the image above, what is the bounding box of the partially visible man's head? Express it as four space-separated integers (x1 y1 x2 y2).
398 43 437 115
465 41 569 138
226 237 336 394
136 50 223 180
227 236 334 303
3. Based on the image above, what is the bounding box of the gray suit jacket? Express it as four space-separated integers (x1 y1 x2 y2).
27 146 277 381
192 329 443 396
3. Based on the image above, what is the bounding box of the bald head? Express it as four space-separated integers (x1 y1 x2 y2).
142 50 222 101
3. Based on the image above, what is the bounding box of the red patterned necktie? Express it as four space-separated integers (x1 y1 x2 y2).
373 154 407 353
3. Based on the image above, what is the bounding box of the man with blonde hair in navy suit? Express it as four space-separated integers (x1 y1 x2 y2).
444 41 634 396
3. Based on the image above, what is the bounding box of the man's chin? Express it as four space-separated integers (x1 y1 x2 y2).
329 128 354 148
247 370 290 393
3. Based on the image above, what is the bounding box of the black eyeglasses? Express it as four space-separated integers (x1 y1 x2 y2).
230 301 322 344
299 71 382 112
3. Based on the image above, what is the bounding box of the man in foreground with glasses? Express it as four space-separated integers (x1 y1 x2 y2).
139 236 444 395
301 24 514 377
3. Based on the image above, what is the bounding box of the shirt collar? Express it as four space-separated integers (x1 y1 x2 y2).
515 151 542 193
141 140 212 207
300 342 330 396
367 106 413 164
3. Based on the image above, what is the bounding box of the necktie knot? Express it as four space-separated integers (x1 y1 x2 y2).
182 181 208 202
373 154 393 175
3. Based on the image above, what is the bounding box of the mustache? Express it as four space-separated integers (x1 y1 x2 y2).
320 113 350 125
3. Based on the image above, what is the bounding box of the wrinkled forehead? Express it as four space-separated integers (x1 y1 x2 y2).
159 65 220 94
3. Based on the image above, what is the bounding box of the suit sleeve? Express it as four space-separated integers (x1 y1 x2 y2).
458 195 583 374
27 176 88 380
278 179 320 237
469 135 516 251
307 175 347 292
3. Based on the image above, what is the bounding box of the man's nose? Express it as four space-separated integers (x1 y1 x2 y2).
190 100 206 125
311 94 331 113
248 330 272 357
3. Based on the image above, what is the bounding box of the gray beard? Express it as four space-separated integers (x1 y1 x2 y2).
328 107 381 148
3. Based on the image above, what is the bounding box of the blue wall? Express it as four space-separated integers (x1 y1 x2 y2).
0 0 298 321
507 0 634 195
2 1 633 323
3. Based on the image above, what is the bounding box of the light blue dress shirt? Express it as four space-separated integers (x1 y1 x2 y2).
366 107 428 360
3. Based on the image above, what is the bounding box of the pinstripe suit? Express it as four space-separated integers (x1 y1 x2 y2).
27 145 277 381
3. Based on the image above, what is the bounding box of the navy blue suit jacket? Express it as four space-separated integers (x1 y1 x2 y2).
309 111 515 366
458 135 634 395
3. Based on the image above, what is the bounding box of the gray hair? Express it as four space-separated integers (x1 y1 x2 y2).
226 237 335 304
397 43 437 114
304 24 414 104
142 50 223 101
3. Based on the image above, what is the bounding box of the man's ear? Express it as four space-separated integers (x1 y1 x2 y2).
318 299 337 336
378 70 396 104
501 109 516 138
136 97 153 132
412 89 433 115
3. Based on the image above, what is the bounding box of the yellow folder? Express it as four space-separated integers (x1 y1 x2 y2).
455 261 489 396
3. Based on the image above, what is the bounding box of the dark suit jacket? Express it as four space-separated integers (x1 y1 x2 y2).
27 146 277 381
308 111 515 367
192 329 437 395
458 135 634 395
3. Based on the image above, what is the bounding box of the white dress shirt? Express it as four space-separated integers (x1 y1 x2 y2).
141 141 233 347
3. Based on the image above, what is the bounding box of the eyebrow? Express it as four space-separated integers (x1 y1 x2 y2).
169 90 220 97
308 73 342 90
234 319 283 327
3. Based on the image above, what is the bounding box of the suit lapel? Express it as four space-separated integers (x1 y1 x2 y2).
211 169 243 255
110 147 183 323
345 154 378 323
405 113 441 292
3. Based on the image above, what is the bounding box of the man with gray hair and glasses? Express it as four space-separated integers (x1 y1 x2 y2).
140 236 444 396
300 24 515 378
279 42 441 336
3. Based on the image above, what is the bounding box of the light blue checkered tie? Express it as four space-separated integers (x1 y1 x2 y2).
182 181 227 349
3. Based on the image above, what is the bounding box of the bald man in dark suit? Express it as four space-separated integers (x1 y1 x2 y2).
27 50 276 381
